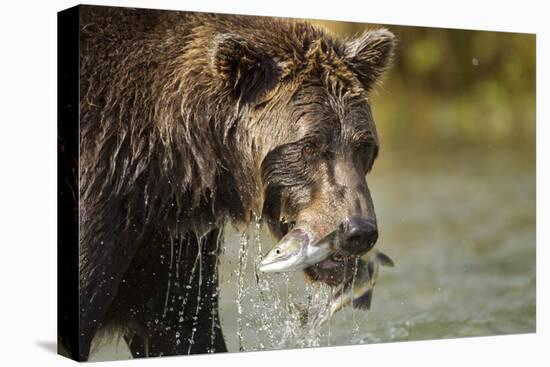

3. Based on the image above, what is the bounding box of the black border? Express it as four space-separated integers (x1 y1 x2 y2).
57 5 80 360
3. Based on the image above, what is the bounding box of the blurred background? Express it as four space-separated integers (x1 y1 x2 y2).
315 20 536 151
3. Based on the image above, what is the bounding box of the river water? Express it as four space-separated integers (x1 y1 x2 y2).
89 147 535 360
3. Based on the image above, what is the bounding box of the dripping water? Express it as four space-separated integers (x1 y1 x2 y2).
162 237 175 318
326 286 334 346
187 234 205 354
209 228 225 353
235 231 249 351
350 256 361 336
252 218 274 349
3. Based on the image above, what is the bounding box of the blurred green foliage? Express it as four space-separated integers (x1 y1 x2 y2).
311 20 536 150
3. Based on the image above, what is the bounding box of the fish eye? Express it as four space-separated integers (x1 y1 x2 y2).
275 249 281 254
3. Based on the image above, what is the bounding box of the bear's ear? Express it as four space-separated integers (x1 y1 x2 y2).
210 34 281 103
344 29 396 91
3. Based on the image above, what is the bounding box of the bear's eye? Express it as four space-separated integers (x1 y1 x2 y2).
301 143 317 158
354 143 376 171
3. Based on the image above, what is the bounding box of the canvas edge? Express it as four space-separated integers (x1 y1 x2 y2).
57 4 81 361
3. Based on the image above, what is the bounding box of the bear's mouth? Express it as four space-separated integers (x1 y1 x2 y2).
276 218 353 281
304 253 359 286
264 216 358 285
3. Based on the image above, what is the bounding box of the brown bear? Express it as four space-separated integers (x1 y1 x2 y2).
58 5 395 361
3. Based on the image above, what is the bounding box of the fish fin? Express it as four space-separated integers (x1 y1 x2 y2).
375 252 395 267
367 259 376 279
353 288 373 310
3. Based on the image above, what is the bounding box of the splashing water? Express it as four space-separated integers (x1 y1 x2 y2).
217 222 343 352
252 218 272 349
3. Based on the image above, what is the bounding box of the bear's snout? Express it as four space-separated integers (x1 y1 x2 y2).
339 216 378 255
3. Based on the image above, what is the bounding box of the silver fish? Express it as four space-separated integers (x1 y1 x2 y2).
258 228 340 273
292 250 394 329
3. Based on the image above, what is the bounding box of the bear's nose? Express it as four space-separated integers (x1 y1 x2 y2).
339 216 378 255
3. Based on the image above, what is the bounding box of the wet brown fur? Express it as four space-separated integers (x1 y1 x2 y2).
73 5 394 360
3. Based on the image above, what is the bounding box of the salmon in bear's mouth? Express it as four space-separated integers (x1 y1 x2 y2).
259 223 357 281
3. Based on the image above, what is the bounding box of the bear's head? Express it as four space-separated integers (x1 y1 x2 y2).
209 26 395 283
